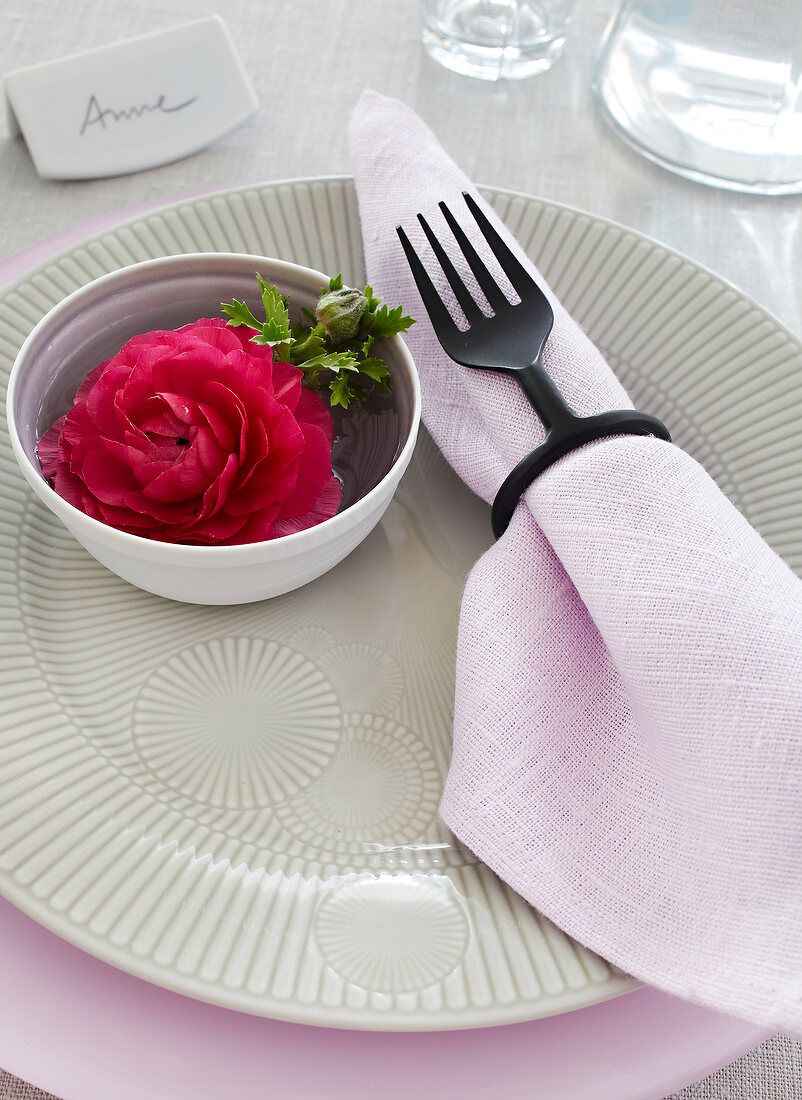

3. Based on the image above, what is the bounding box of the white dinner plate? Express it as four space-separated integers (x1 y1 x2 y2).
0 177 799 1031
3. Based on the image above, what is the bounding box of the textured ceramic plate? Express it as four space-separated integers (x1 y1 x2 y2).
1 178 800 1031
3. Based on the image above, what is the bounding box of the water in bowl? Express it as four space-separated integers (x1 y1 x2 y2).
329 379 402 511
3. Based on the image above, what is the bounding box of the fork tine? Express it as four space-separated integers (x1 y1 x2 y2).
462 192 535 300
416 212 484 326
396 224 461 339
438 200 511 313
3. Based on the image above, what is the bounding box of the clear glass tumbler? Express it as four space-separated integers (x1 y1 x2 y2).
592 0 802 194
421 0 576 81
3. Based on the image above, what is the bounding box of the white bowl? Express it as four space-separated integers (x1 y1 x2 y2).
6 253 421 604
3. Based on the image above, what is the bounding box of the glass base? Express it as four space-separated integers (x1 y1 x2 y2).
421 0 570 82
423 26 565 80
595 93 802 196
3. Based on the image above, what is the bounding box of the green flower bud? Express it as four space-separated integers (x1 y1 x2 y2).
315 287 368 344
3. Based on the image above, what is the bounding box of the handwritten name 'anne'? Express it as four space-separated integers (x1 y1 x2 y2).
80 93 199 136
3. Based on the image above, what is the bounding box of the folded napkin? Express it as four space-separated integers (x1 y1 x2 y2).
349 91 802 1035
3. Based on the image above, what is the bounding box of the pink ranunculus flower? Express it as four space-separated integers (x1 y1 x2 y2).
38 318 342 545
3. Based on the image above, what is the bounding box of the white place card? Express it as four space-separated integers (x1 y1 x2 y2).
4 16 258 179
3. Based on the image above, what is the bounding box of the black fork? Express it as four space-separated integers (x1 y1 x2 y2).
397 193 670 537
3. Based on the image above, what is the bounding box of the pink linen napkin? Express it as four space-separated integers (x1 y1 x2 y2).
349 91 802 1035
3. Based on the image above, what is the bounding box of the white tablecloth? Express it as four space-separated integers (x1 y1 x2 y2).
1 1 800 1096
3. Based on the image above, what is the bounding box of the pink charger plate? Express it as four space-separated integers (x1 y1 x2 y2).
0 200 769 1100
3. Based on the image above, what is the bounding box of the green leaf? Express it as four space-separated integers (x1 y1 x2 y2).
358 356 391 384
370 303 415 339
329 374 354 408
327 273 344 292
264 318 294 343
363 285 381 313
221 298 263 331
300 350 360 375
250 322 295 348
289 326 327 363
257 275 292 343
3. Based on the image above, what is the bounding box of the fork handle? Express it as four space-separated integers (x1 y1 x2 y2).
491 371 671 538
512 361 578 433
